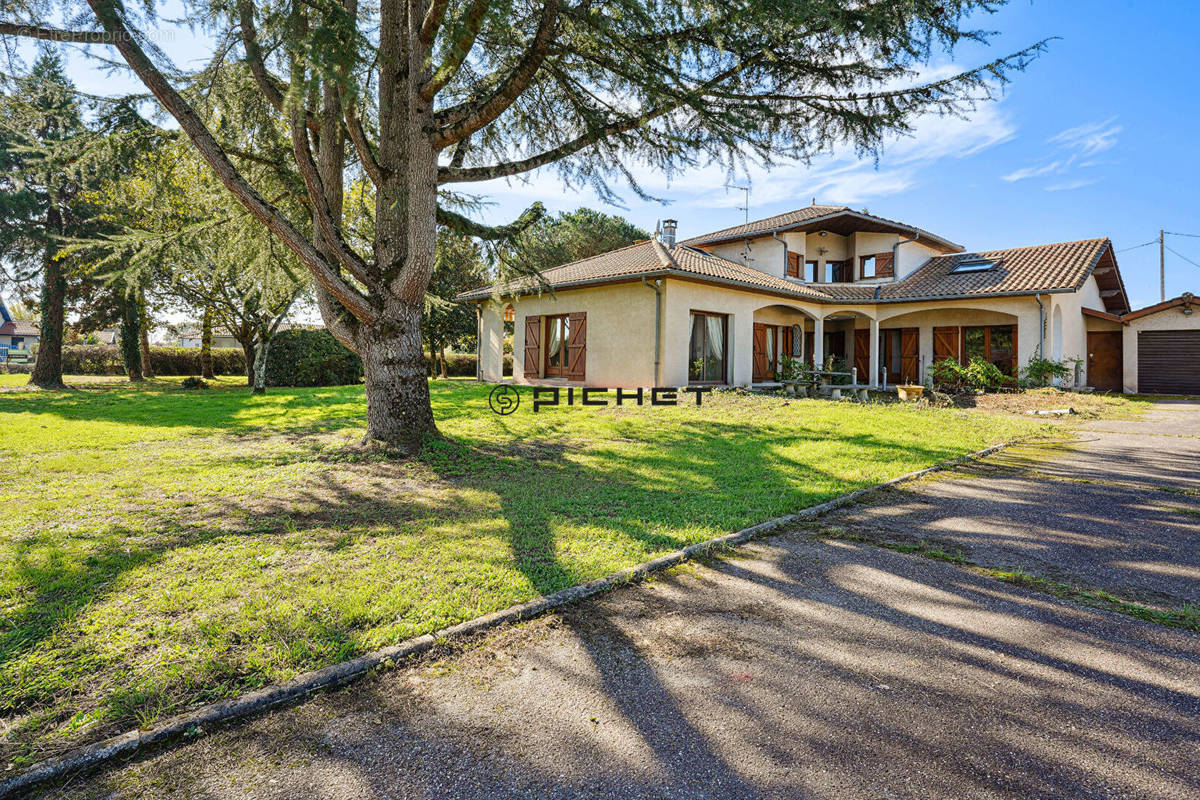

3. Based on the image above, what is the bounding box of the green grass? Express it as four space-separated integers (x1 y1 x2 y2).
0 377 1045 765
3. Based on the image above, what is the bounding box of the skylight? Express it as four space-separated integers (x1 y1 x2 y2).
951 258 995 273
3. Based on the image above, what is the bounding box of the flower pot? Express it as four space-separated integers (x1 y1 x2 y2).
897 384 924 402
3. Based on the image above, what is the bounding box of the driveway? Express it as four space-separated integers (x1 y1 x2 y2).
35 401 1200 800
823 398 1200 605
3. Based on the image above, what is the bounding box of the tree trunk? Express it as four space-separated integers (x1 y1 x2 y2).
238 337 254 385
438 343 448 379
358 299 437 453
29 207 66 389
138 290 155 378
200 306 215 379
251 330 270 394
120 293 143 382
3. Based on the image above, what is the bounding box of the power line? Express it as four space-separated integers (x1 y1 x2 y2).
1116 239 1158 253
1164 244 1200 270
1165 231 1200 239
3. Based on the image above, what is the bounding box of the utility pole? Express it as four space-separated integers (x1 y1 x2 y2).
1159 229 1166 302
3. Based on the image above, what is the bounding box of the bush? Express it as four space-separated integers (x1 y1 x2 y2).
426 352 514 378
265 328 363 387
1021 356 1076 388
930 357 1013 393
61 345 246 376
180 376 208 390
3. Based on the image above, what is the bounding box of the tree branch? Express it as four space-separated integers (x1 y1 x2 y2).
344 101 384 185
0 21 119 43
419 0 491 101
236 0 321 132
437 202 545 240
438 57 760 183
419 0 451 45
433 0 558 148
82 0 379 325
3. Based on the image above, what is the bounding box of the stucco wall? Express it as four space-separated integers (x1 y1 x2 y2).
1121 305 1200 393
496 282 658 387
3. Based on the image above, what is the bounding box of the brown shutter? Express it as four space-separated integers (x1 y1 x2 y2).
786 252 801 278
933 326 961 365
565 312 587 380
900 327 919 383
523 315 541 378
752 323 769 381
854 329 870 381
875 252 894 278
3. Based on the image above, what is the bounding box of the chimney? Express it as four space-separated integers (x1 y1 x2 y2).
661 219 677 248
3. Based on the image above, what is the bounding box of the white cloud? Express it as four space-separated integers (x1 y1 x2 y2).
1047 117 1122 156
1045 178 1099 192
1000 116 1120 187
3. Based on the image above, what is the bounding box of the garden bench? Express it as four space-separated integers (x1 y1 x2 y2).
781 368 870 401
4 349 33 365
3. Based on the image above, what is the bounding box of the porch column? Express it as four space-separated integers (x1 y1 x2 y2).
478 302 505 381
812 315 825 368
868 317 880 388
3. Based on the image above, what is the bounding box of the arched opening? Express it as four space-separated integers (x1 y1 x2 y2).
876 307 1021 383
502 304 515 379
751 303 818 382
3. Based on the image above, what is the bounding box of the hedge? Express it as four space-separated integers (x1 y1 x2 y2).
426 352 513 377
62 345 247 376
264 328 363 387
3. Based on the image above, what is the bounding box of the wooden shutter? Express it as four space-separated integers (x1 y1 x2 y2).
786 252 801 278
854 329 870 382
900 327 919 383
875 252 894 278
523 315 541 378
933 326 961 365
565 312 587 380
752 323 769 381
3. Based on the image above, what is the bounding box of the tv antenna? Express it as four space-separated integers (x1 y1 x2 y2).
725 183 750 222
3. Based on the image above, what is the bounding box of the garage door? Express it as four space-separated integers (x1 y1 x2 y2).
1138 330 1200 394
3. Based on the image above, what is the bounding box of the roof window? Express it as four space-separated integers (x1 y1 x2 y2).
951 258 995 273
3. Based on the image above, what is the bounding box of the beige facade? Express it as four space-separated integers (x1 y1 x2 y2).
479 273 1118 390
1119 303 1200 393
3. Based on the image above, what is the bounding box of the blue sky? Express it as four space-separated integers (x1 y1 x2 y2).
25 0 1200 310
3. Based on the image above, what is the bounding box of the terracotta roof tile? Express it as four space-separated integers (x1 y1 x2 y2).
681 205 847 246
458 235 1118 308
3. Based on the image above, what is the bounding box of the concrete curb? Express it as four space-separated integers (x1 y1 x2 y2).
0 440 1012 798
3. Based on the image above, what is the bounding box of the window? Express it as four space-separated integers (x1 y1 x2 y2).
825 260 851 283
689 312 727 383
805 260 818 282
952 258 995 273
860 255 876 279
543 314 571 377
964 325 1016 375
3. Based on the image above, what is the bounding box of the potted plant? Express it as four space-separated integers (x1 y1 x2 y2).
896 384 924 402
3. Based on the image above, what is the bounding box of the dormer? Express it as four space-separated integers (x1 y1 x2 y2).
682 205 962 285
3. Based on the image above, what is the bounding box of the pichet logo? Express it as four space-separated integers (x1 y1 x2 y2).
488 384 521 415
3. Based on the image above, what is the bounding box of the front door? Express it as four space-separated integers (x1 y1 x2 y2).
752 323 771 381
1087 331 1123 392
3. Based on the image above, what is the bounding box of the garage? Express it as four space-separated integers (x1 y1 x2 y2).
1121 292 1200 395
1138 330 1200 394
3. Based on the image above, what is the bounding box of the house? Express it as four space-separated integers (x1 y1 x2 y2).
0 296 39 356
461 203 1199 394
171 324 241 349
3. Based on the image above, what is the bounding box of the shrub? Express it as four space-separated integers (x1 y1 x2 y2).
265 328 363 387
1021 356 1076 388
61 345 246 376
426 352 514 378
180 376 208 389
930 357 1012 393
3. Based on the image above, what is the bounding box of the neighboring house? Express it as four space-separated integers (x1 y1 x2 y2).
0 296 40 355
461 203 1200 394
172 325 242 349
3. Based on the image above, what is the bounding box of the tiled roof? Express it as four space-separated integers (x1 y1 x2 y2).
682 205 847 245
875 239 1113 303
0 319 39 336
456 240 833 302
458 235 1120 308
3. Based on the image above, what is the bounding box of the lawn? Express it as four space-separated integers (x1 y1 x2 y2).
1 377 1049 765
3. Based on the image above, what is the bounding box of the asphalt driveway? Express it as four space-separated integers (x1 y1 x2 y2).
33 401 1200 800
824 398 1200 605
